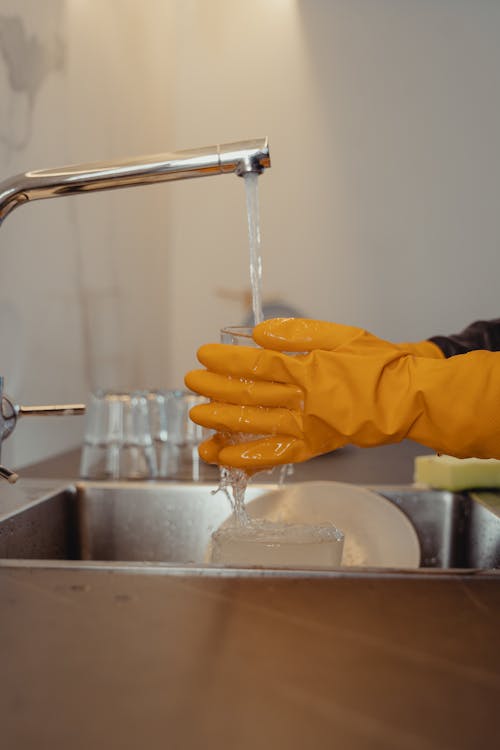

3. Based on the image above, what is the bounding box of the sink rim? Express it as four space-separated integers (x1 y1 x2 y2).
0 556 499 579
1 478 499 576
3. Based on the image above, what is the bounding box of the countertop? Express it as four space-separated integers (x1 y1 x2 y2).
1 568 499 750
2 440 499 750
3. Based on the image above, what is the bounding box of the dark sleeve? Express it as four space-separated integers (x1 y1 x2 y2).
429 319 500 357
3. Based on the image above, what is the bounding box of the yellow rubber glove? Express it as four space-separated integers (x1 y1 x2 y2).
248 318 444 359
185 318 500 470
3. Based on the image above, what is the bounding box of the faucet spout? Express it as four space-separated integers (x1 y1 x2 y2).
0 137 270 225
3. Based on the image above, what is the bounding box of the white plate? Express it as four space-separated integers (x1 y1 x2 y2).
242 481 421 569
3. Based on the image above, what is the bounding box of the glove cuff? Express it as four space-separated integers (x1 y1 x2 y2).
407 351 500 459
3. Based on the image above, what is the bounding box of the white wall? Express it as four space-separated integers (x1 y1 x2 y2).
1 0 499 468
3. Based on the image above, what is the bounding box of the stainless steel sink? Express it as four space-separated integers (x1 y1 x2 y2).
0 480 499 571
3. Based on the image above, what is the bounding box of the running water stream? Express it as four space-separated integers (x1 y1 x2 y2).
208 174 330 567
214 172 266 524
244 171 264 325
209 174 345 567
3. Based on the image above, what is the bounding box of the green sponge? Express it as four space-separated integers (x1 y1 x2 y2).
414 454 500 491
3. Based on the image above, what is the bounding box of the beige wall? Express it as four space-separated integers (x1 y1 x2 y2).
0 0 174 467
167 0 500 385
1 0 500 468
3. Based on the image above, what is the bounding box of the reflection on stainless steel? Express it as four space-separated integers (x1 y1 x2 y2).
0 482 498 571
0 138 271 224
378 487 500 569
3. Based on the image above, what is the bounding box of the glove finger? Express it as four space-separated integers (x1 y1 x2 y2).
218 435 315 470
253 318 366 352
196 343 305 384
185 369 303 408
198 433 230 465
190 402 304 439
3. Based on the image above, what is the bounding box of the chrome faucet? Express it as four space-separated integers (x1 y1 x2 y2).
0 138 271 479
0 138 270 224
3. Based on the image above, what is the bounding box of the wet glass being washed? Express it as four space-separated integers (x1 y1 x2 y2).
209 326 345 569
214 325 294 524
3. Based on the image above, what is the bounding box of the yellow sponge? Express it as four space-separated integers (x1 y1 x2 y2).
414 454 500 491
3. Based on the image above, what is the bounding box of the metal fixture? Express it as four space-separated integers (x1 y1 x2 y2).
0 138 271 224
0 377 85 482
0 138 271 478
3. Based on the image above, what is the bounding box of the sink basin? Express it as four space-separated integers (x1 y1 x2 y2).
0 481 499 572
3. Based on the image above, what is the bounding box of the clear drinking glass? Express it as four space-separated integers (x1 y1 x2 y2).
220 326 256 346
147 389 213 480
219 325 294 483
79 390 157 480
80 389 215 481
211 325 345 569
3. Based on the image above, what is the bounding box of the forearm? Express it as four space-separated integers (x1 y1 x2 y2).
429 319 500 357
408 350 500 459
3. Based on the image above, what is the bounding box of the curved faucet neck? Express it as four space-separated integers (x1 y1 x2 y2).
0 138 270 225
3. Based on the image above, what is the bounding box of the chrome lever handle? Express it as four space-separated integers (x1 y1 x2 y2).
0 465 19 483
0 399 85 483
17 404 86 417
1 397 85 436
1 396 86 443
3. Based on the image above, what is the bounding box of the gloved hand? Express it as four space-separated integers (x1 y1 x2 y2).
185 318 500 470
